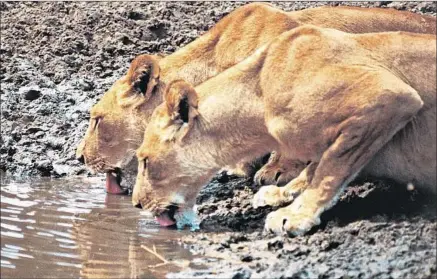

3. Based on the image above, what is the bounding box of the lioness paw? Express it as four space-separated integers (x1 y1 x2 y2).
254 167 281 186
252 185 285 208
264 208 320 236
254 156 306 186
252 182 304 209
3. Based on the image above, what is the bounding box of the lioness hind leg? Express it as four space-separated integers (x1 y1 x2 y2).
254 151 307 186
264 79 424 236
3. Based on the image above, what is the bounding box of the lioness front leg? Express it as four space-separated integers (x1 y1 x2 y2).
265 79 423 236
254 151 307 185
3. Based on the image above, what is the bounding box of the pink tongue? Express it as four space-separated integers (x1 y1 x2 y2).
155 214 176 227
105 173 125 195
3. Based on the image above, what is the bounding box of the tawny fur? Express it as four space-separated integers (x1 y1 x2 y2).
76 3 436 181
134 26 436 235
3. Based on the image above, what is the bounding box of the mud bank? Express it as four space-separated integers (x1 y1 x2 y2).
176 217 436 279
1 2 436 278
175 176 436 278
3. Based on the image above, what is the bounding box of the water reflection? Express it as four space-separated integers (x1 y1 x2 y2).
1 176 194 278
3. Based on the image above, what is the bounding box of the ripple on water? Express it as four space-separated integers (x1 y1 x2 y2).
1 176 195 278
1 196 38 208
1 231 24 239
1 259 16 269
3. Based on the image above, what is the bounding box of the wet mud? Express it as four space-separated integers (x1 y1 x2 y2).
179 176 436 278
1 2 436 278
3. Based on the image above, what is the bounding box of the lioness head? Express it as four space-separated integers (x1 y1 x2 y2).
76 55 164 194
133 80 219 226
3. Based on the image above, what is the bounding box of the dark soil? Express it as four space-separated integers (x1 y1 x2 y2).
180 175 436 278
1 2 436 278
175 215 436 279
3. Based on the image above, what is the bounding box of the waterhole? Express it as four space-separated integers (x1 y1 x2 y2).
1 175 198 278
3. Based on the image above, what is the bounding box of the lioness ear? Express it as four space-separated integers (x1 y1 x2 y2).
128 54 161 100
165 80 199 124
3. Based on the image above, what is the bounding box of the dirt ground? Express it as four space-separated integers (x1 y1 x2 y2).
174 175 436 278
1 2 436 278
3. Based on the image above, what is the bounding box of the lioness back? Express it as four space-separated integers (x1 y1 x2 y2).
205 4 436 73
293 6 436 34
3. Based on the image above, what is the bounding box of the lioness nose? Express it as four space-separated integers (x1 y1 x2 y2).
76 154 85 164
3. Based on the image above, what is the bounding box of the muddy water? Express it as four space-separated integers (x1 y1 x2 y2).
1 176 197 278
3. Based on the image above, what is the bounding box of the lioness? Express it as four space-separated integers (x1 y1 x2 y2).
134 26 436 235
76 3 436 194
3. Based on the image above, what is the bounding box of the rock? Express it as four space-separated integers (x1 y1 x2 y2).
267 238 284 251
34 131 45 138
240 254 253 262
36 160 53 176
231 269 251 279
52 162 72 176
26 127 43 134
